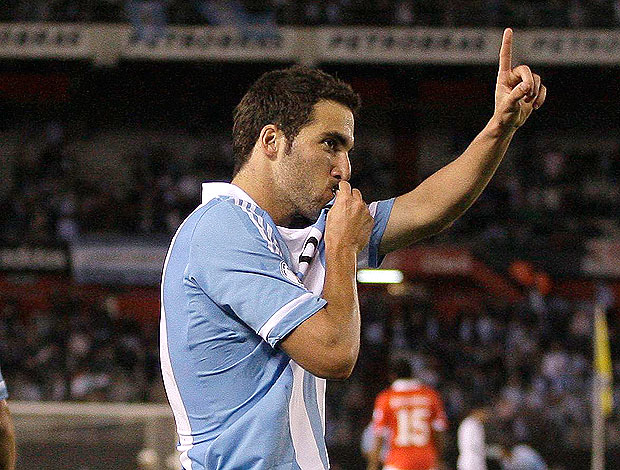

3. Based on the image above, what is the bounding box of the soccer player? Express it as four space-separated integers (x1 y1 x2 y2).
367 359 447 470
0 366 16 470
161 28 545 469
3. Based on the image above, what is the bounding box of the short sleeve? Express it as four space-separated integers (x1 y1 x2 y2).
431 391 448 432
372 391 390 431
358 198 395 269
188 200 326 348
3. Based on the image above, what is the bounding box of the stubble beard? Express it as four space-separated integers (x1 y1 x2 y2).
279 147 323 224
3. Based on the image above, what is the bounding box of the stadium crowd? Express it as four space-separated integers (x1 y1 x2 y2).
1 0 620 27
0 286 160 403
1 122 617 256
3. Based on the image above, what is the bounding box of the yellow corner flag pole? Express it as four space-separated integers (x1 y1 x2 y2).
591 304 613 470
595 304 613 416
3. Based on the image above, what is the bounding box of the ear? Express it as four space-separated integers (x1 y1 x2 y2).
259 124 282 159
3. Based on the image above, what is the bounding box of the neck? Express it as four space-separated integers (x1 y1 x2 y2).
232 168 294 226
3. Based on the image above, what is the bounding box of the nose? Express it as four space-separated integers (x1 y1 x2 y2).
331 151 351 182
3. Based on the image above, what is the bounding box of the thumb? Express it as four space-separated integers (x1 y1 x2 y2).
337 181 351 195
331 181 350 207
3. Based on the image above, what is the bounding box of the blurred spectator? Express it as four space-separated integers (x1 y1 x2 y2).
126 0 168 42
498 442 547 470
1 0 620 26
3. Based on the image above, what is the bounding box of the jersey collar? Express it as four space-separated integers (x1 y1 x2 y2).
392 379 422 391
201 182 259 206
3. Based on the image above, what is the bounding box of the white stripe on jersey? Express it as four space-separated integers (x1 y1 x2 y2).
265 223 281 257
161 205 207 470
160 307 193 469
236 200 283 257
289 362 325 469
316 377 326 434
258 292 315 341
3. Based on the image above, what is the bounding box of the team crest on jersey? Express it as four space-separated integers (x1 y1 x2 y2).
280 261 303 286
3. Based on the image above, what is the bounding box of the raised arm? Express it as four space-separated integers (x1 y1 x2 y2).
380 28 547 255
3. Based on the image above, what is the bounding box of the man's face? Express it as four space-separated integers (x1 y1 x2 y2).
276 99 354 223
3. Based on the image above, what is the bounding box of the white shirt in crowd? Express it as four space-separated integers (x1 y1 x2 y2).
457 415 487 470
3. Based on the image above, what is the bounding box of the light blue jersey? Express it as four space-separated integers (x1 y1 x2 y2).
161 183 394 470
0 366 7 401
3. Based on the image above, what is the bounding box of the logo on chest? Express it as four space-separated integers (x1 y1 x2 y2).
280 261 304 286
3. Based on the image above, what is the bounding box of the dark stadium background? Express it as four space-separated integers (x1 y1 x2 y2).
0 2 619 469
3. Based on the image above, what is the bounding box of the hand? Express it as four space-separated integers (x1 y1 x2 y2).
494 28 547 130
325 181 373 254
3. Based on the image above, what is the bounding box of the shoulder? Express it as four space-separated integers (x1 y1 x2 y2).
194 198 278 246
461 417 483 433
194 196 255 231
185 197 285 271
375 388 391 405
459 417 475 430
425 386 443 401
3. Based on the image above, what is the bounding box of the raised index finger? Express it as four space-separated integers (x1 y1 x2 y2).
499 28 513 72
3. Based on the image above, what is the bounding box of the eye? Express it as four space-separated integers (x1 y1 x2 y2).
323 138 337 151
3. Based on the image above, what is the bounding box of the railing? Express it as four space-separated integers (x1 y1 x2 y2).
9 401 176 470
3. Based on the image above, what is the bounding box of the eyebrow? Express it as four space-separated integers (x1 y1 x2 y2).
320 131 354 151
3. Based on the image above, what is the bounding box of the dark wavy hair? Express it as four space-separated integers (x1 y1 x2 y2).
232 65 361 176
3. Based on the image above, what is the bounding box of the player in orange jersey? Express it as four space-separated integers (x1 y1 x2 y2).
367 359 447 470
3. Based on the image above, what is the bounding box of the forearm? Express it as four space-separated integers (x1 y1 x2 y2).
415 117 516 227
321 245 361 377
0 436 15 470
383 117 517 250
279 245 360 379
0 403 16 470
280 182 370 379
366 457 381 470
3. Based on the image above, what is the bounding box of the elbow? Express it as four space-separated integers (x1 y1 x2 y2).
313 346 358 380
280 313 359 380
315 366 354 381
320 365 354 381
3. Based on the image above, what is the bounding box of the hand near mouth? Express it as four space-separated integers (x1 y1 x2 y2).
324 181 373 255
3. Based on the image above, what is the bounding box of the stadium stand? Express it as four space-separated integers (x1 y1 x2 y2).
1 0 620 27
